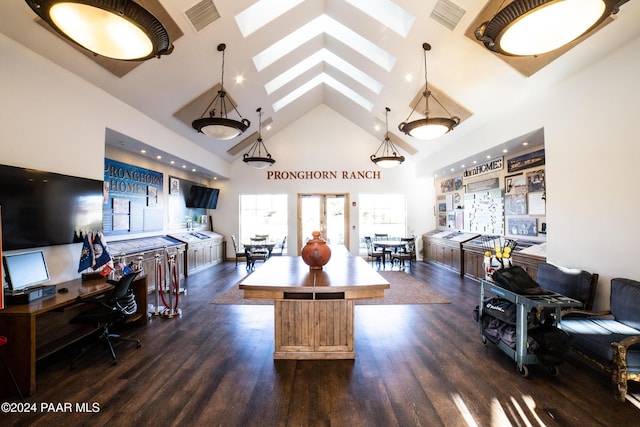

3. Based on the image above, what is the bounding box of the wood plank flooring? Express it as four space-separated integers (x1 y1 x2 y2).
3 259 639 426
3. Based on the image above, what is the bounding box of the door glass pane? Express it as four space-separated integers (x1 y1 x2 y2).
300 196 321 244
325 196 345 245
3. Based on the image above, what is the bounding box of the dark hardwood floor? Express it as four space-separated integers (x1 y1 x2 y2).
4 259 639 426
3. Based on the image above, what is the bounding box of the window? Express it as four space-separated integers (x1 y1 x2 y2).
239 194 288 245
358 194 407 252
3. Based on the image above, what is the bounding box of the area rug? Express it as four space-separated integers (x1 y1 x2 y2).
211 271 450 305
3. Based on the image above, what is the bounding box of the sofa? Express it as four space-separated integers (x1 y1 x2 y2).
536 262 598 310
562 278 640 402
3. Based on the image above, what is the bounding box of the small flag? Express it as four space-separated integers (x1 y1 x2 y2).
78 233 94 273
92 232 112 270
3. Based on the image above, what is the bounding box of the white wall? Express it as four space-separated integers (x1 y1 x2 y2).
213 105 434 256
419 36 640 309
0 34 225 284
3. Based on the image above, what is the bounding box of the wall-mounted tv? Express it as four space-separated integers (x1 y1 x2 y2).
0 164 104 250
186 185 219 209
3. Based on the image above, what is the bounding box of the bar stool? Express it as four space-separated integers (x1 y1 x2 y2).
0 335 25 401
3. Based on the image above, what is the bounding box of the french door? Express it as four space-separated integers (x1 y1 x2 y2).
297 193 349 254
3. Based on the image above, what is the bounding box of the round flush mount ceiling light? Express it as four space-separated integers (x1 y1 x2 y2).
25 0 173 60
474 0 627 56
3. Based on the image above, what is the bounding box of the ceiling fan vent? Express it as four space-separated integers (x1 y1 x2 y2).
184 0 220 33
430 0 466 32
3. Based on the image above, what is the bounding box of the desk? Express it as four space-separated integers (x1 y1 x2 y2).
239 246 389 359
0 275 147 396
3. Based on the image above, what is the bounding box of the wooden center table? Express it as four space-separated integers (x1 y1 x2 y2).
239 246 389 359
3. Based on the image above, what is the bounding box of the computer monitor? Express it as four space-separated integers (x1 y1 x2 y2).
3 250 50 292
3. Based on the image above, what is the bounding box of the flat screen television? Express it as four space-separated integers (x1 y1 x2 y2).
3 250 50 291
0 164 104 250
186 185 219 209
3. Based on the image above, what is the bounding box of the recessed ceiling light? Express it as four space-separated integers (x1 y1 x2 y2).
157 155 162 159
486 155 491 159
473 160 477 164
140 149 146 154
182 165 187 168
460 164 465 168
170 160 175 165
192 168 196 172
502 149 508 153
235 75 244 84
404 74 412 82
523 142 529 146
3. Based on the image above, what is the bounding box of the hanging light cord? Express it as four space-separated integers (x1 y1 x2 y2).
198 44 244 120
403 43 455 121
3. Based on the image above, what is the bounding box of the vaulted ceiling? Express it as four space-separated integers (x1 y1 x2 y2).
3 0 640 176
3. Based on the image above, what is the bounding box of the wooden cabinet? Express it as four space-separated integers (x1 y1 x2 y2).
170 231 224 276
462 236 546 282
423 231 479 276
274 299 354 358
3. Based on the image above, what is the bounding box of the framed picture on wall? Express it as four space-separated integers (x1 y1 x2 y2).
527 170 545 192
169 176 180 195
507 217 537 237
505 194 527 215
147 186 157 207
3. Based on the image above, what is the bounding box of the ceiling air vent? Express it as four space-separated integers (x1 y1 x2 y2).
430 0 466 32
184 0 220 33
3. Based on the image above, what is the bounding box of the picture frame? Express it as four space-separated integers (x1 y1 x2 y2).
505 193 527 215
169 176 180 195
147 186 157 207
527 170 545 192
507 217 537 237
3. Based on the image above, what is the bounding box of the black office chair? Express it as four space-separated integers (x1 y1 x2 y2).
70 272 142 369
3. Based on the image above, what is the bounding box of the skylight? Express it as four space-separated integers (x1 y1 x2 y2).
234 0 304 37
272 73 374 112
264 49 382 95
344 0 414 37
252 14 395 72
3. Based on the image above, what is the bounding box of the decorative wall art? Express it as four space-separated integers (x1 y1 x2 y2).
464 189 504 234
508 149 545 173
507 217 538 237
466 177 500 193
104 158 163 235
527 170 545 192
169 176 180 195
527 192 546 215
505 193 527 215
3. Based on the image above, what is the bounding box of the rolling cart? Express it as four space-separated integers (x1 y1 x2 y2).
479 279 582 377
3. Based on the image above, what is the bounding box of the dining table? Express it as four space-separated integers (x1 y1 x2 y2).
373 240 409 267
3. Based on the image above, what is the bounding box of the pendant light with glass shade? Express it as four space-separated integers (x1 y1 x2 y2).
192 43 250 140
371 107 405 168
243 108 276 169
398 43 460 140
475 0 629 56
24 0 173 61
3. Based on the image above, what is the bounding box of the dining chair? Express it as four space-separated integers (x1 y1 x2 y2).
364 236 384 267
391 239 416 269
230 235 248 267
